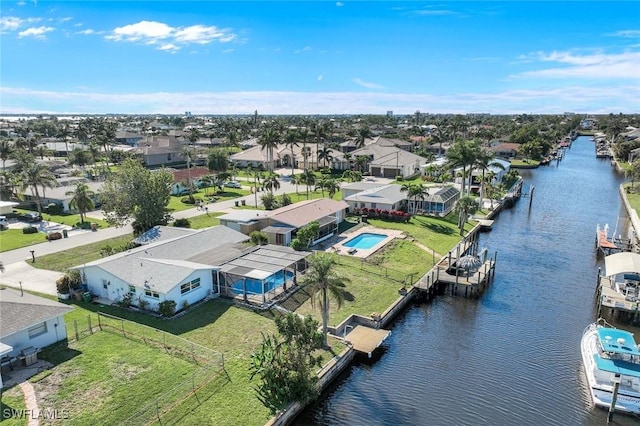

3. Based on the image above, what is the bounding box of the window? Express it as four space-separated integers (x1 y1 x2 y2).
371 203 377 209
180 277 201 294
102 279 108 289
145 290 159 298
129 285 136 295
28 322 47 339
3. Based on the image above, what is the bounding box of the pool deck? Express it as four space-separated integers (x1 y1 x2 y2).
325 225 404 259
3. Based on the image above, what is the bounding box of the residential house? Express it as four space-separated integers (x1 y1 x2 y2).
0 287 73 386
133 136 184 167
19 177 103 212
75 226 250 310
488 143 520 159
115 131 144 146
343 184 407 212
170 167 212 195
218 198 348 246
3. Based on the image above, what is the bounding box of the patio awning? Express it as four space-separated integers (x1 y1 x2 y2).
604 252 640 277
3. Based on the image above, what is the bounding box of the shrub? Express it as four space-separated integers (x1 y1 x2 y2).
280 193 292 206
158 300 177 317
250 230 268 245
181 300 190 312
56 270 82 294
119 293 132 308
46 203 63 215
174 218 191 228
138 298 150 311
22 226 38 234
261 193 279 210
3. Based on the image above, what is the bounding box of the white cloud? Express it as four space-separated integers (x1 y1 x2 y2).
222 48 234 53
1 85 639 115
0 16 40 33
17 26 54 39
158 43 179 53
512 50 640 80
76 29 94 35
609 30 640 38
352 78 385 89
336 2 344 6
318 75 323 81
106 20 173 42
105 20 237 52
413 9 456 16
17 0 27 5
294 46 312 54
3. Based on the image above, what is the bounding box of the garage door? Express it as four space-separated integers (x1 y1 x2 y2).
371 167 381 176
383 168 397 178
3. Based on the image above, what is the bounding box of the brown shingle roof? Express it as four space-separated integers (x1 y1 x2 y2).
268 198 348 228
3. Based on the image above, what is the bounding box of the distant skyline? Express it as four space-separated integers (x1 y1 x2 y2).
1 1 639 115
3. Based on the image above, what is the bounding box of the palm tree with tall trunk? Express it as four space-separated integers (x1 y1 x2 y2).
356 125 372 148
0 140 14 171
57 123 72 159
400 183 429 215
66 182 95 223
258 127 280 172
19 161 57 215
262 173 280 194
300 169 316 200
301 253 349 348
283 130 299 176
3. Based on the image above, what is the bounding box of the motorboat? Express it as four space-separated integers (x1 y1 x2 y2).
581 319 640 415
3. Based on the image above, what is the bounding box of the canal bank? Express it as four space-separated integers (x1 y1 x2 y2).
295 136 640 425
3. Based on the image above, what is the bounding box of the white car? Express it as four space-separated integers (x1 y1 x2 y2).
0 216 8 230
224 181 242 189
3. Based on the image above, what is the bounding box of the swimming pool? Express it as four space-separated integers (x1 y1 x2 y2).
342 233 388 250
231 270 294 295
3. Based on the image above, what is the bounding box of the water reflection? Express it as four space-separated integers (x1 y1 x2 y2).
296 138 638 425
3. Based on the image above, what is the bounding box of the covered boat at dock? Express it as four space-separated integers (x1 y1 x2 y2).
581 320 640 415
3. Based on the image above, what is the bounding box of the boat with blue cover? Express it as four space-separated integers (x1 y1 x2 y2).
581 319 640 415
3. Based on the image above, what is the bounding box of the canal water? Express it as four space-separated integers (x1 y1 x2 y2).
295 136 638 425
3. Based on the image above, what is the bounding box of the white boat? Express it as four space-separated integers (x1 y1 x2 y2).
581 319 640 415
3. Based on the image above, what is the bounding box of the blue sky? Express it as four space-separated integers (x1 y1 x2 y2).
1 1 639 115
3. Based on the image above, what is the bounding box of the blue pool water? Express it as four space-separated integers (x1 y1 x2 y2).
231 270 294 295
343 233 387 250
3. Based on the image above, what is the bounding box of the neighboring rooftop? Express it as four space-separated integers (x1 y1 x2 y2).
0 287 73 337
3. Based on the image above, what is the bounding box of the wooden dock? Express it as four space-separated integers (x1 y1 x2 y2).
413 226 497 299
596 275 640 322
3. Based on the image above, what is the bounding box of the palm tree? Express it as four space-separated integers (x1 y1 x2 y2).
258 127 280 172
356 125 372 148
318 146 333 169
315 176 328 197
298 127 311 171
57 123 72 158
324 179 341 199
400 183 429 215
250 166 264 207
355 155 368 173
301 253 349 348
262 172 281 194
76 120 91 145
454 195 479 236
300 169 316 200
66 182 95 223
445 139 480 197
283 130 299 176
207 149 228 174
0 140 14 171
181 146 195 197
472 150 505 208
19 161 57 215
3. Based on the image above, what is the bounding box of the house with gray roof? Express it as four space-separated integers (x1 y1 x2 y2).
0 287 73 385
75 226 249 311
343 184 407 211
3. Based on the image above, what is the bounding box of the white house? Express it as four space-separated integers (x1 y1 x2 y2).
0 287 73 387
75 226 249 311
343 184 407 211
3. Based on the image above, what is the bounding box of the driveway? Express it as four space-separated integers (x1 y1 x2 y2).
0 261 62 295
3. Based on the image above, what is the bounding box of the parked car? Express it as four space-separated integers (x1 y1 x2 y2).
0 216 8 230
224 181 242 188
21 212 42 222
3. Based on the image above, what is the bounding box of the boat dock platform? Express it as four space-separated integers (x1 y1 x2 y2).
413 229 497 299
596 275 640 322
596 223 633 255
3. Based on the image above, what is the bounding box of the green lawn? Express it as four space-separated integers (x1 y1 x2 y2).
31 234 134 272
0 211 111 253
47 298 344 425
14 208 110 229
625 184 640 213
0 386 27 425
0 228 48 252
509 159 541 168
35 332 202 426
183 212 223 229
287 239 435 325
